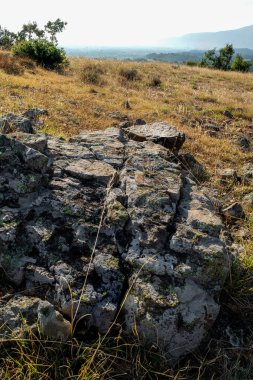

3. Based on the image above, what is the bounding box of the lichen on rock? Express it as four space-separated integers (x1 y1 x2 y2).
0 115 230 364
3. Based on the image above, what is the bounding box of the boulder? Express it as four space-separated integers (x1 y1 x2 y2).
0 108 48 135
38 301 71 341
125 122 185 151
0 118 229 364
9 132 48 153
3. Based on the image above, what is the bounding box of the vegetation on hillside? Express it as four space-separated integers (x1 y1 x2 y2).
0 57 252 378
0 19 68 70
200 44 252 72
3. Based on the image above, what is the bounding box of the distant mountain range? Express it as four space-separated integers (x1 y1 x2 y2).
165 25 253 50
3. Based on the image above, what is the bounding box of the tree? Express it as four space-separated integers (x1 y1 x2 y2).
201 44 234 71
0 19 67 49
17 22 45 42
0 26 17 49
200 48 217 68
44 19 67 44
216 44 234 70
231 54 252 72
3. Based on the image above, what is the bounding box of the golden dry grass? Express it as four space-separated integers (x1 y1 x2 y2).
0 56 252 178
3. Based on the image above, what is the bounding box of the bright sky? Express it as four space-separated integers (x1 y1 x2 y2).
1 0 253 46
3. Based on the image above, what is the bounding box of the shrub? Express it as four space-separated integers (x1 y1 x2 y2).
0 51 24 75
119 67 140 81
13 39 68 70
186 60 199 66
149 76 162 87
231 54 252 72
80 63 105 84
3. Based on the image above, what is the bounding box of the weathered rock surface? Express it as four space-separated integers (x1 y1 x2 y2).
125 122 185 151
0 118 229 363
0 108 48 135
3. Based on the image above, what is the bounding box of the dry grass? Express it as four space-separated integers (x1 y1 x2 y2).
0 57 252 173
0 56 253 379
0 51 36 75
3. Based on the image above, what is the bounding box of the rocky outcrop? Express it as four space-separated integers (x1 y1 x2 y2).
0 118 229 363
0 108 48 134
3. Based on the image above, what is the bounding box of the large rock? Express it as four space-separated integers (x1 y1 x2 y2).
0 119 229 364
125 122 185 151
0 108 48 135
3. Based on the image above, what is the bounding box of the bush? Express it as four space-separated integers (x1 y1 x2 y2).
231 54 252 72
13 39 68 70
80 63 105 84
185 60 199 66
119 67 140 81
0 51 24 75
149 76 162 87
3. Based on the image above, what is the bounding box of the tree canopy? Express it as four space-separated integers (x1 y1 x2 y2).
0 19 67 49
200 44 251 72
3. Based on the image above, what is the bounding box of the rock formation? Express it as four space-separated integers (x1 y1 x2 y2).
0 112 229 363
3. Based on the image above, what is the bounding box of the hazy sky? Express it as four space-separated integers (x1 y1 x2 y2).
1 0 253 46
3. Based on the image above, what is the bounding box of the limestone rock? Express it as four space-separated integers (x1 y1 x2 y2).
0 115 229 364
0 297 40 337
38 301 71 341
125 122 185 151
9 132 48 153
64 159 116 185
0 109 48 135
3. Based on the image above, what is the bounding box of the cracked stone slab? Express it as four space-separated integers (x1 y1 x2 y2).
64 159 116 185
70 127 126 168
125 122 185 151
47 137 95 160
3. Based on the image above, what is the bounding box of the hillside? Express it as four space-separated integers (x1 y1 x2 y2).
0 55 253 378
0 56 252 175
165 24 253 50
